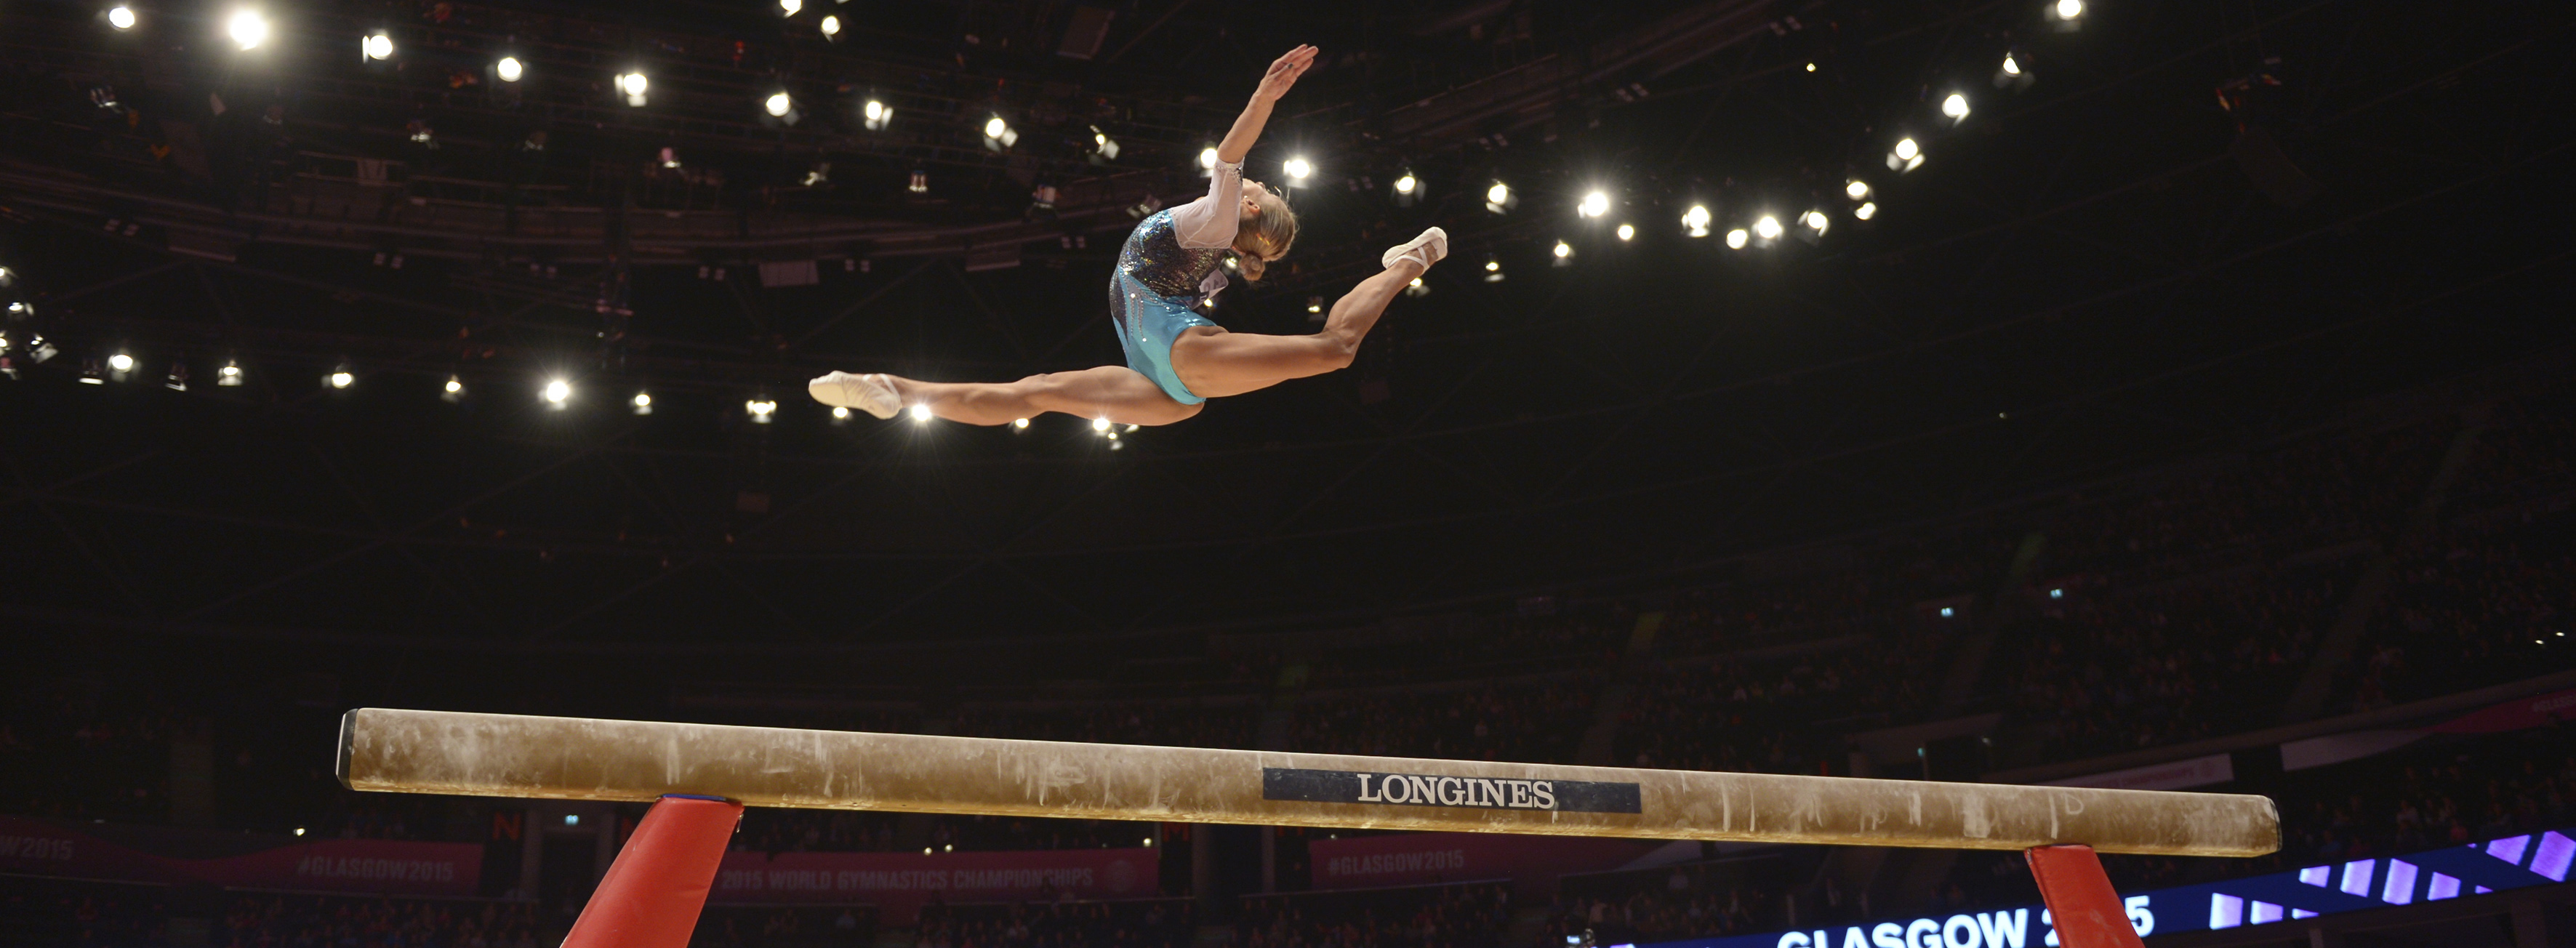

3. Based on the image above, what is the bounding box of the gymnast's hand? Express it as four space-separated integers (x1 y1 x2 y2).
1254 45 1317 103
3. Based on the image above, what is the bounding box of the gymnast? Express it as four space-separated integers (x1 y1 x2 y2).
810 44 1448 426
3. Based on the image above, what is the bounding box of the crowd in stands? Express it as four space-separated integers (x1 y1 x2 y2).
1235 883 1512 948
915 899 1192 948
1290 679 1601 766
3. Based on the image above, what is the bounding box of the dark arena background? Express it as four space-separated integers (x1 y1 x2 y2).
2 0 2574 944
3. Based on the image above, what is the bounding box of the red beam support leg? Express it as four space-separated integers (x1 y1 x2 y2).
563 794 742 948
2026 845 2146 948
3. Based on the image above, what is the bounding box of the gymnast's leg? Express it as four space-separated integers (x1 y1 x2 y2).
835 365 1203 427
1170 229 1443 400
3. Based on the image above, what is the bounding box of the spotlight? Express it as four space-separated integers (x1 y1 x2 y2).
1577 190 1610 218
1404 276 1429 296
1482 258 1504 283
107 352 135 373
1942 93 1970 120
908 170 928 193
1393 172 1417 195
1088 126 1120 162
165 363 187 391
1855 201 1877 220
832 406 852 422
328 369 355 389
631 392 652 414
1091 417 1110 432
982 116 1017 150
1484 182 1515 214
864 99 891 131
984 116 1006 138
1197 146 1219 172
542 379 570 406
217 361 244 386
1283 156 1312 183
2053 0 2082 20
1846 180 1871 200
1307 297 1324 314
909 403 932 422
819 15 839 37
745 398 777 422
618 71 649 106
1682 204 1712 237
780 0 801 15
1754 215 1783 240
496 56 523 82
1011 417 1030 430
362 33 393 60
1615 223 1635 241
766 92 793 118
108 5 135 29
227 9 268 50
0 266 12 286
1888 137 1925 172
441 375 464 402
2002 53 2022 76
81 360 103 383
1801 209 1830 234
1552 241 1573 260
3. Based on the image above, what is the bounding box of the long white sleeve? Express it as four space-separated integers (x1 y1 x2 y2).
1167 158 1244 250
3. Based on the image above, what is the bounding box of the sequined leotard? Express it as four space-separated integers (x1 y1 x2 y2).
1106 158 1243 405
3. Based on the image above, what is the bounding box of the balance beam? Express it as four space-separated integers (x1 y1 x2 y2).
336 708 2276 858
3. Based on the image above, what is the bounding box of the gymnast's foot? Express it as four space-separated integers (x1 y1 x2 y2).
1381 227 1448 272
807 371 902 419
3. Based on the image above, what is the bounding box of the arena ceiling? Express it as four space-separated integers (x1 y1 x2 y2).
0 0 2569 657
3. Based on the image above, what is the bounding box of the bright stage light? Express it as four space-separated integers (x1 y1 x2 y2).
108 352 135 373
1485 260 1500 272
1847 180 1871 200
227 9 268 50
832 406 851 420
780 0 801 15
909 403 932 422
1284 156 1312 182
329 370 354 389
766 92 793 117
1801 209 1830 235
1393 173 1417 195
496 57 523 81
1855 201 1877 220
1616 223 1635 241
618 71 648 100
1198 146 1219 170
363 33 393 60
542 379 570 405
444 377 463 395
746 398 777 422
1727 228 1749 249
1012 417 1030 430
1895 138 1919 161
1577 190 1610 218
984 116 1008 139
217 361 244 386
1942 93 1970 119
2002 53 2023 76
108 5 136 29
1552 241 1572 259
819 15 840 36
1091 417 1111 432
2055 0 2083 20
1486 182 1512 205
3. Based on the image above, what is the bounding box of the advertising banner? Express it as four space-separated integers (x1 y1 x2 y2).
0 814 482 896
1641 826 2574 948
710 846 1158 918
1306 832 1669 891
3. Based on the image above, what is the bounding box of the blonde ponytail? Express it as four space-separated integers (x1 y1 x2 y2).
1232 190 1299 283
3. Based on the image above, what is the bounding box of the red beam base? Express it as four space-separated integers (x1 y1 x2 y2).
563 794 743 948
2026 845 2146 948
